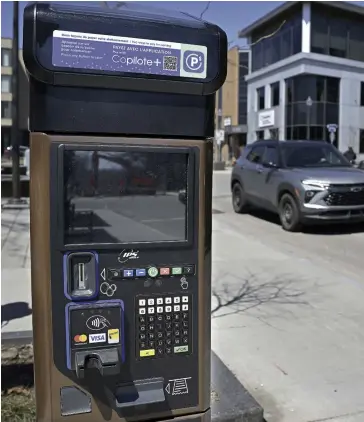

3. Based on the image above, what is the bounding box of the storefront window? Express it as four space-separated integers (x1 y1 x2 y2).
285 75 340 141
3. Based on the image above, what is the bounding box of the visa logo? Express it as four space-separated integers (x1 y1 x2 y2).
89 333 106 344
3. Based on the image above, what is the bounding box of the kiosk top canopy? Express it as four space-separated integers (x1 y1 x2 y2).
23 2 227 95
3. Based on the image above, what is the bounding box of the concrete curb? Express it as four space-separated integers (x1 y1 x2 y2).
2 331 264 422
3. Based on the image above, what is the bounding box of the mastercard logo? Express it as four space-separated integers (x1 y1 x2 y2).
74 334 87 343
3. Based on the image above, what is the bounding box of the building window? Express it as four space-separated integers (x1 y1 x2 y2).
361 82 364 107
257 87 265 110
311 4 364 63
271 82 280 107
1 75 11 93
360 130 364 153
1 48 11 67
285 75 340 142
251 6 302 72
1 101 11 119
238 51 249 125
269 128 279 140
256 130 264 140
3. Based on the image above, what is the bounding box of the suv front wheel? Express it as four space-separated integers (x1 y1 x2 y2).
278 193 302 232
232 182 249 213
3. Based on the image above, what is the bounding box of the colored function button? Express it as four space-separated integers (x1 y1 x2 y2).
174 346 189 354
140 349 155 357
183 266 195 275
123 269 134 278
172 267 182 275
147 267 159 278
160 267 170 276
136 269 146 277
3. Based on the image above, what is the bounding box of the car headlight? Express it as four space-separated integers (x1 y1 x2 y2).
301 180 330 190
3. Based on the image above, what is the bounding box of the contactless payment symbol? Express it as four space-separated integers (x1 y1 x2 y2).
183 50 205 73
108 329 120 344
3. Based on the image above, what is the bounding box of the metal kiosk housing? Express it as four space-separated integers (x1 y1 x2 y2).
23 3 227 422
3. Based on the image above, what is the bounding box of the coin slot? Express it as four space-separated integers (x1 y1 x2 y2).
66 252 97 299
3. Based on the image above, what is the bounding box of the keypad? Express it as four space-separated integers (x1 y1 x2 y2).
136 294 192 359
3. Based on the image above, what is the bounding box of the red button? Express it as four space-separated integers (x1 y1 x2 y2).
160 268 170 275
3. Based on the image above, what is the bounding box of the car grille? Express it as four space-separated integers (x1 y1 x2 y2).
325 185 364 206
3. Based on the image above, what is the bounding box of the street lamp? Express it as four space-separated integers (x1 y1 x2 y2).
306 96 313 141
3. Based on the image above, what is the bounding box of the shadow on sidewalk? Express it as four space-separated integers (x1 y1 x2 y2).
212 272 308 319
1 302 32 328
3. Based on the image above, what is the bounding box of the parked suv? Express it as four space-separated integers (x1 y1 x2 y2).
231 140 364 231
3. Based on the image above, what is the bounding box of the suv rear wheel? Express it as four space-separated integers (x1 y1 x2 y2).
278 193 302 232
232 182 249 213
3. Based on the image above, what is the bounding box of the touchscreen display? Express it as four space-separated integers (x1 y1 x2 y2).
63 150 189 245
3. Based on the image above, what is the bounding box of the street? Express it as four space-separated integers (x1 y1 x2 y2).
212 170 364 422
2 169 364 421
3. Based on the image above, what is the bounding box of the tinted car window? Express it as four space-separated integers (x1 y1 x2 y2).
262 146 279 166
247 146 265 164
281 143 350 168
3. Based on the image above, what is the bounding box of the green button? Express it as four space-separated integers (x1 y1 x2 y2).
174 345 189 354
172 267 182 275
147 267 159 278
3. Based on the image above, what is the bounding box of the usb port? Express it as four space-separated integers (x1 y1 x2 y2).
78 263 86 290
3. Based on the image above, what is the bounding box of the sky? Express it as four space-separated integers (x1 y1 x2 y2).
1 0 288 47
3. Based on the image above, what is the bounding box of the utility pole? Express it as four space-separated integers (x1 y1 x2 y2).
10 1 21 203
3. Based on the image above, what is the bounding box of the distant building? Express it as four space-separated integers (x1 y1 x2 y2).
215 47 250 159
238 1 364 157
1 38 30 154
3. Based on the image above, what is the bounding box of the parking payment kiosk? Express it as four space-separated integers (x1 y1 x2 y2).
23 2 227 422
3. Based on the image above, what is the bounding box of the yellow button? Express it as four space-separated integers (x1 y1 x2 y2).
140 349 155 357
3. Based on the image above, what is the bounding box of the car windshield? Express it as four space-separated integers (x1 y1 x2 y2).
281 143 351 168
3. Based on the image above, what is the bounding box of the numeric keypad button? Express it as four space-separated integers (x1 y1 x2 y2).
148 307 155 314
157 298 163 305
148 298 155 306
165 297 172 304
182 296 188 303
182 304 188 311
173 297 181 304
139 299 146 306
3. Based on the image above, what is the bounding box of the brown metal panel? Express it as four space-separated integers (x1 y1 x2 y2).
30 133 212 421
29 133 53 422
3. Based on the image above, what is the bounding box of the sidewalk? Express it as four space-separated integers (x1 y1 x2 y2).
1 206 32 333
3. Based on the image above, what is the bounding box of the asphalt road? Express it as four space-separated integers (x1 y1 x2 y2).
211 170 364 422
